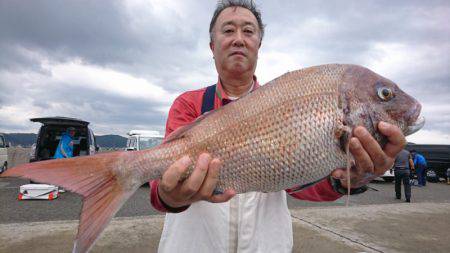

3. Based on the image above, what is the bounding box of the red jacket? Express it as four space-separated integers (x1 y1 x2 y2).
150 78 342 212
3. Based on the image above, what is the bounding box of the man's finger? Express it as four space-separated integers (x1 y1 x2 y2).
330 169 344 180
179 153 211 198
209 189 236 203
160 155 192 192
353 126 388 171
378 122 406 158
197 158 222 200
349 136 374 174
331 166 365 188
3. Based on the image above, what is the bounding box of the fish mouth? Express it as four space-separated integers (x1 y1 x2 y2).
405 115 425 136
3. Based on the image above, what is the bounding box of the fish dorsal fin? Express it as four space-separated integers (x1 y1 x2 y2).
163 111 213 144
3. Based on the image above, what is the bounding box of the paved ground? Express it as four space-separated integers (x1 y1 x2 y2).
1 203 449 253
1 177 449 223
1 148 449 252
0 178 449 253
290 203 450 253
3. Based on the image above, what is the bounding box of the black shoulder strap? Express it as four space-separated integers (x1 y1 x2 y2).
201 84 216 115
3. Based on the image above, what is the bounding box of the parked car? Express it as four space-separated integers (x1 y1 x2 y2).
126 130 163 151
380 167 395 182
0 133 9 173
29 117 99 162
406 143 450 181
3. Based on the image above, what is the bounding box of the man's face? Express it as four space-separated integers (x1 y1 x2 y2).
69 130 75 137
210 7 261 77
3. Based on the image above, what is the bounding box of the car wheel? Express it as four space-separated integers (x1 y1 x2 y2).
0 162 6 173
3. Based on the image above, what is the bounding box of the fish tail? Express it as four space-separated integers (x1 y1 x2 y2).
1 151 142 253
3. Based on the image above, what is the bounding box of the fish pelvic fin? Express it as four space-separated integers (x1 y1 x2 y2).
1 151 141 253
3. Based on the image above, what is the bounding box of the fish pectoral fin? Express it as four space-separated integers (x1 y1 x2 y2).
335 125 352 153
334 124 353 207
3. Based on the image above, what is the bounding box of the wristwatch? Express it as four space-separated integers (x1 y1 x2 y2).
329 176 368 195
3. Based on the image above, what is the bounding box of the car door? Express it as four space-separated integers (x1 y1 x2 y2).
126 136 138 151
88 129 99 155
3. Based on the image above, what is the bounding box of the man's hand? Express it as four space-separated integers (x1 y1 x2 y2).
332 122 406 189
158 153 236 209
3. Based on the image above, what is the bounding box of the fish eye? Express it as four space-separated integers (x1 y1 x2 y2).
377 87 394 101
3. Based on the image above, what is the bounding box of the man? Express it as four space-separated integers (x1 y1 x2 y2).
411 150 427 186
53 127 75 159
394 149 412 202
150 1 406 252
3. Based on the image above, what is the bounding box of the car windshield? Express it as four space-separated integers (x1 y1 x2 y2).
0 136 4 147
139 137 163 150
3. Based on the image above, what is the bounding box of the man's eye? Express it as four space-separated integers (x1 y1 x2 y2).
244 30 254 34
224 29 234 34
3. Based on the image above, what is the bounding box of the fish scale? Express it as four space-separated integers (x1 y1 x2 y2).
143 65 349 193
1 64 424 253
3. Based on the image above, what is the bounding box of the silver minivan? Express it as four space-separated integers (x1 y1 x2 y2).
0 133 8 173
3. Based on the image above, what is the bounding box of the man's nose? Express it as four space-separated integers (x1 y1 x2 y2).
232 30 244 47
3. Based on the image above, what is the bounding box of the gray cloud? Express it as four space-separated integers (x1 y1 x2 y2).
0 0 217 90
0 0 449 142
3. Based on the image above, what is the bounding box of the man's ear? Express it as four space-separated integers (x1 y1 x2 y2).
209 41 215 52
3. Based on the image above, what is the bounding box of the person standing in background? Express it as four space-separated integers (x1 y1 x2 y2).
394 149 412 202
411 150 427 187
53 127 75 159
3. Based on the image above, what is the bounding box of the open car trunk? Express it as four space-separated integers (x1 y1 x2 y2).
31 117 91 161
35 125 89 160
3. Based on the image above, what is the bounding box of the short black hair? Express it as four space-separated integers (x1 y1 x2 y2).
209 0 265 43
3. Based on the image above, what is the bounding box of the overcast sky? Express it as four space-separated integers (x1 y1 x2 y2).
0 0 449 144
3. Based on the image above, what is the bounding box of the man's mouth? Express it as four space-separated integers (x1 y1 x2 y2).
230 51 246 57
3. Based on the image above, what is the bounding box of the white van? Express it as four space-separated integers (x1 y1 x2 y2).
0 133 9 173
126 130 163 151
380 167 395 182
